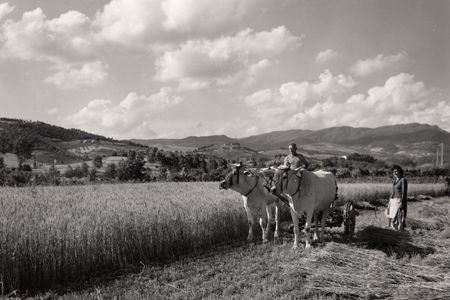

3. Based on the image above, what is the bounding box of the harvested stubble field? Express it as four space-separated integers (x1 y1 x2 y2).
0 182 448 299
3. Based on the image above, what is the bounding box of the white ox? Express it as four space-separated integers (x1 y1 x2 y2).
219 164 280 243
271 168 337 249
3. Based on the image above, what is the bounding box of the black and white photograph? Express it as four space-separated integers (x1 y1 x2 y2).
0 0 449 298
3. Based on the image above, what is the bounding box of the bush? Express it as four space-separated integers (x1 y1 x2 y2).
104 163 117 180
21 164 32 172
89 168 97 182
93 156 103 169
65 165 75 178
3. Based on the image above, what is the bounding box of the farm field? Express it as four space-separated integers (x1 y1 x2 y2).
61 198 450 300
0 182 448 298
54 196 450 299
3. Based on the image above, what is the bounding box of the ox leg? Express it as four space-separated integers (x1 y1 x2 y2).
244 200 254 242
265 205 274 242
313 210 320 241
260 205 269 243
274 204 280 239
303 210 314 249
290 208 300 249
247 217 254 242
320 208 330 241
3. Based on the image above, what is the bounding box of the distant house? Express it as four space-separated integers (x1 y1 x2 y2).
230 142 241 149
0 153 20 168
143 162 162 177
221 142 241 150
103 156 126 165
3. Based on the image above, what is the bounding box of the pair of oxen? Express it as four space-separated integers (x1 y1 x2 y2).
219 163 337 249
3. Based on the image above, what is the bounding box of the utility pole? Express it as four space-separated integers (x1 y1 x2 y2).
441 143 444 167
436 148 439 167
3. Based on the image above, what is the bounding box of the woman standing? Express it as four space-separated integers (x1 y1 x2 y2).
385 165 408 230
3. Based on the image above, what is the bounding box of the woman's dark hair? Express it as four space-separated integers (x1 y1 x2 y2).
391 165 404 177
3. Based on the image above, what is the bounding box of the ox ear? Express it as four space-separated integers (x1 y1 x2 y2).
244 160 254 167
295 169 303 178
243 170 252 176
260 168 273 177
230 162 243 168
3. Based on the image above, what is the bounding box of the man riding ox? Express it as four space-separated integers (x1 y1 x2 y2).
219 163 280 243
271 167 337 249
285 143 309 169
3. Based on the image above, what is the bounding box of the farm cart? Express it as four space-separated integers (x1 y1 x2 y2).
277 196 357 235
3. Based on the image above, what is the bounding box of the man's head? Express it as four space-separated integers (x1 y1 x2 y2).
289 143 297 155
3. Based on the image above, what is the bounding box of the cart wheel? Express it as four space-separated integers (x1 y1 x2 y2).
343 201 356 235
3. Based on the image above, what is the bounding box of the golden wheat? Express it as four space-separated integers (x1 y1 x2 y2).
0 182 446 294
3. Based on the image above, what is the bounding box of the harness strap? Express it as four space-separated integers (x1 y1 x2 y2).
276 194 290 206
291 180 301 197
243 177 259 197
260 174 290 206
281 170 301 198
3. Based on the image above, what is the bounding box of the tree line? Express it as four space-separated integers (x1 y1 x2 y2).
0 147 230 186
0 146 448 187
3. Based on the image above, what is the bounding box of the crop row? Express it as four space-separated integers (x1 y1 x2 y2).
0 182 446 294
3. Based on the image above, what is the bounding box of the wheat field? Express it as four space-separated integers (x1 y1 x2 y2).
0 182 446 294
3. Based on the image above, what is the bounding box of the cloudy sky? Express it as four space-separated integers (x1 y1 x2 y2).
0 0 449 139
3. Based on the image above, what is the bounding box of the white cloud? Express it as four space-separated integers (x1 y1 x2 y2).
93 0 263 47
0 8 110 89
44 61 108 90
0 8 96 63
155 26 302 90
243 72 450 134
340 73 441 126
0 3 14 22
243 69 357 132
244 88 274 106
350 52 407 76
315 49 339 64
247 69 356 108
161 0 259 33
66 87 183 138
244 59 273 87
93 0 164 47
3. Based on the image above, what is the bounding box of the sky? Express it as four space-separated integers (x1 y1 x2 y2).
0 0 449 139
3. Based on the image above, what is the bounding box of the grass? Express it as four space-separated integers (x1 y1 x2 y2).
337 183 445 206
0 182 447 296
57 196 450 300
0 183 248 294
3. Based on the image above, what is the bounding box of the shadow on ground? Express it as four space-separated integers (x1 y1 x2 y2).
327 226 436 259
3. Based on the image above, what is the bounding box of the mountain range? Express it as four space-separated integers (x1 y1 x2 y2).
133 123 450 166
1 117 448 167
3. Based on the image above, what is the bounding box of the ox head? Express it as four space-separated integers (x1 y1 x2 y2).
219 162 253 190
270 166 303 197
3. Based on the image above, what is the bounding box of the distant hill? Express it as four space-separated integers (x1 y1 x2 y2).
0 118 114 142
136 123 450 166
2 118 448 167
0 118 147 164
133 135 238 148
239 124 449 149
